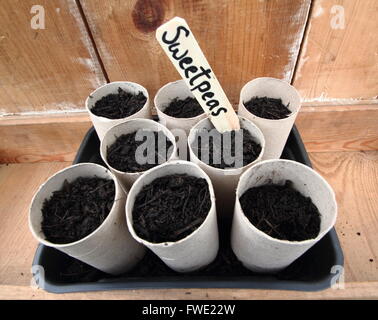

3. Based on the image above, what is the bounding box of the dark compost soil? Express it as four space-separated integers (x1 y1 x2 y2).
193 129 262 169
91 87 147 119
132 174 211 243
163 97 204 118
41 177 115 244
106 131 173 172
244 96 291 120
239 180 321 241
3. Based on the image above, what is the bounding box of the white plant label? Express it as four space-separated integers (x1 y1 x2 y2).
156 17 240 132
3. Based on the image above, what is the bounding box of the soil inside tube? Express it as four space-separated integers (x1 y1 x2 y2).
193 129 262 169
163 97 204 118
106 131 173 173
239 180 321 241
91 87 147 119
132 174 211 243
41 177 115 244
244 96 291 120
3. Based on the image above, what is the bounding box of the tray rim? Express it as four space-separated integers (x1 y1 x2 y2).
32 125 344 293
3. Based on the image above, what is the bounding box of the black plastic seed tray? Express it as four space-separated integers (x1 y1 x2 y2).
32 125 343 293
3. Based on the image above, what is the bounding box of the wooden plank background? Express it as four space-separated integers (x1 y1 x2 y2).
0 0 106 115
296 105 378 152
293 0 378 105
80 0 311 106
0 113 91 163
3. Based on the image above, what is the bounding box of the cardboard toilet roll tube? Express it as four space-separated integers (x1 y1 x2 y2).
238 77 301 160
188 116 265 220
100 118 178 192
29 163 146 275
85 81 152 141
231 159 338 273
125 160 219 273
154 80 207 134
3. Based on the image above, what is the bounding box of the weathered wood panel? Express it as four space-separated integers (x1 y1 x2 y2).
0 113 91 163
80 0 311 106
296 105 378 152
309 150 378 283
0 0 106 115
293 0 378 105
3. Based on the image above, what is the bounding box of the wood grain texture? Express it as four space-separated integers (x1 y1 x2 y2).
310 151 378 283
0 162 70 288
0 282 377 300
0 113 91 163
0 152 377 299
80 0 311 106
0 0 106 115
297 105 378 152
293 0 378 105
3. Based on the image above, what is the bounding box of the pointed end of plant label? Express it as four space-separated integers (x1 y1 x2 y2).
156 17 240 133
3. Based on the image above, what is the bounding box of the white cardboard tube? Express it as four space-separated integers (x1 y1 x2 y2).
238 77 301 160
154 80 207 134
125 160 219 273
29 163 146 275
85 81 152 141
100 118 178 193
231 159 338 273
188 116 265 219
